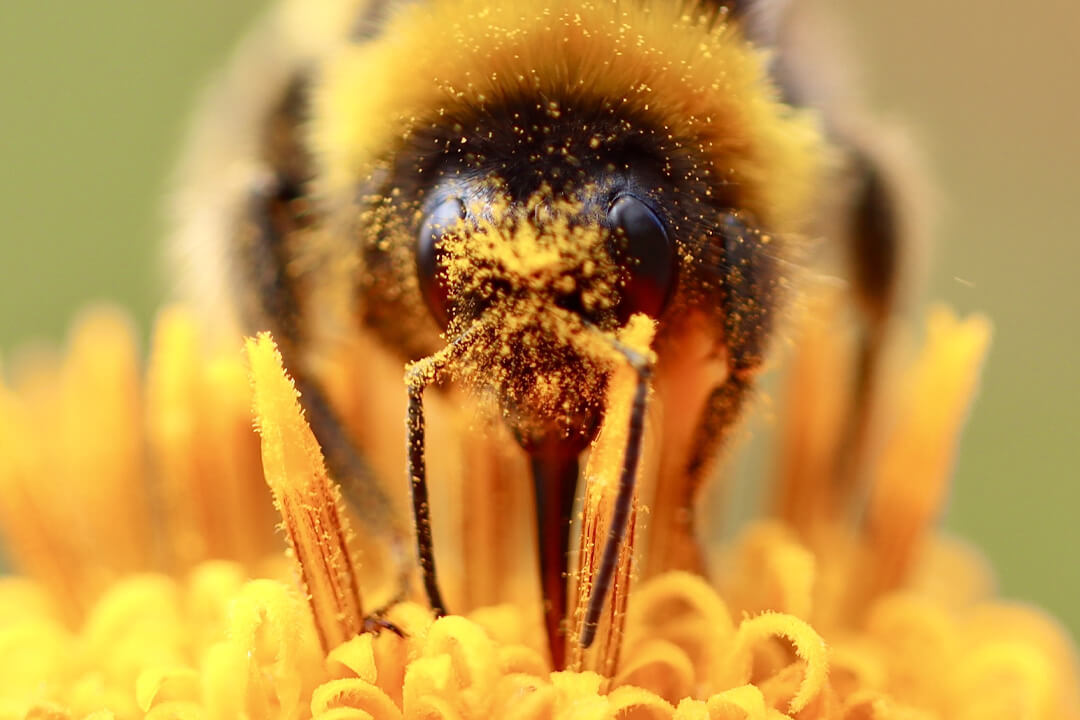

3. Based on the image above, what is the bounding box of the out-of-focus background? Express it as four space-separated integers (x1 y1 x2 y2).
1 2 1077 636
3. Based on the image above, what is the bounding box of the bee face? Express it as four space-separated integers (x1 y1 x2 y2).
359 104 699 448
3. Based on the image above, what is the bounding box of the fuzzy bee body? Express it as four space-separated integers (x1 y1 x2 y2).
171 0 907 668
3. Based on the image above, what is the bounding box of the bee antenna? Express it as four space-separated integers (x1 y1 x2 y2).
579 335 654 649
404 320 487 618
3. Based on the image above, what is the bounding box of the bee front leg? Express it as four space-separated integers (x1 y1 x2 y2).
828 134 909 509
404 360 448 619
400 323 486 622
645 212 779 576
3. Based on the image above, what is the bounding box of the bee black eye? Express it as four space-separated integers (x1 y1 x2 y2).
417 197 465 328
608 194 676 323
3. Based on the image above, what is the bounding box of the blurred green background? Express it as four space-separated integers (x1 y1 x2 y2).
0 2 1076 637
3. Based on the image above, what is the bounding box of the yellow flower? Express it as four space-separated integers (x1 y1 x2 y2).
0 301 1076 719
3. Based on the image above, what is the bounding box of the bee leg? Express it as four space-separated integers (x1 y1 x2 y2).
239 172 413 604
360 591 408 638
676 373 753 571
833 142 904 506
404 362 448 617
401 324 486 620
690 211 781 484
648 212 776 575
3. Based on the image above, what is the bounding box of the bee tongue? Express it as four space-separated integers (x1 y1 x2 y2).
527 439 581 671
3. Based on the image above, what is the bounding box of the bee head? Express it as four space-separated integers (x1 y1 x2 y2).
310 0 824 449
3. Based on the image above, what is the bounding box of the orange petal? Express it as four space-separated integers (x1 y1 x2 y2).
864 308 992 595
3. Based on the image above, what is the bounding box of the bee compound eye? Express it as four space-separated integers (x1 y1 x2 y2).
607 194 676 324
417 197 466 328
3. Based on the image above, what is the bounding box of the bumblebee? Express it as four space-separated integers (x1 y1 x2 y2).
171 0 909 668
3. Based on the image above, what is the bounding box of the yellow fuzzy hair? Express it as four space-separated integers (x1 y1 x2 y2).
310 0 823 231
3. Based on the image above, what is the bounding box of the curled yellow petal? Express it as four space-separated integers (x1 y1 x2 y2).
607 684 675 719
311 679 403 720
185 561 247 652
705 685 771 720
721 523 815 620
402 655 453 718
861 593 954 701
726 613 829 714
226 578 324 718
956 604 1080 718
328 634 379 684
951 642 1055 720
625 571 735 684
614 639 696 705
495 644 549 678
423 615 500 708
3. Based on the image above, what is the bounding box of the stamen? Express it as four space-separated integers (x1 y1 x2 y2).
773 296 854 533
580 353 651 648
570 315 656 668
862 307 991 596
247 333 365 653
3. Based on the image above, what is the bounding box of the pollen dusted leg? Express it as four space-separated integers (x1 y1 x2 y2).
646 371 753 578
405 368 447 618
642 211 779 577
402 325 485 623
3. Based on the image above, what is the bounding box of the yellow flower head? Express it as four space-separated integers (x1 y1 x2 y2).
0 301 1077 720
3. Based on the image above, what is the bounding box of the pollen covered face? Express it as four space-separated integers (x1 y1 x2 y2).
312 0 820 361
417 188 625 452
